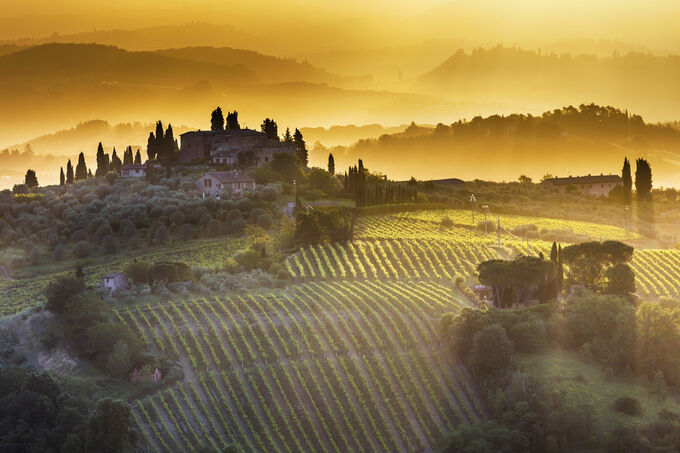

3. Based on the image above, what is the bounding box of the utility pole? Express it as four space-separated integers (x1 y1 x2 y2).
470 194 476 225
482 204 489 234
497 218 501 246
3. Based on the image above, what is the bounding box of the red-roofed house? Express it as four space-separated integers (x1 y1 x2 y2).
196 171 256 197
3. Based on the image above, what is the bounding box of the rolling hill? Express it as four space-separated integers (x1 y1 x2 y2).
415 45 680 122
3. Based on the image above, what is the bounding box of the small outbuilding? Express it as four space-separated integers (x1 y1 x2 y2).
101 272 130 292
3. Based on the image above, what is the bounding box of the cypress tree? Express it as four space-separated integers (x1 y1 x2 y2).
211 107 224 131
635 158 652 200
226 111 240 129
550 242 558 265
110 148 122 175
261 118 278 140
283 127 293 142
75 152 88 180
95 142 107 177
66 159 74 184
328 153 335 175
123 146 133 165
164 124 178 161
147 132 156 161
25 169 38 188
59 167 65 186
134 149 142 165
622 157 632 204
293 128 307 167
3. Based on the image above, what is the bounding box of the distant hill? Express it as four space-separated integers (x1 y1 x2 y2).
0 43 253 85
0 23 265 52
311 104 680 188
0 42 497 150
154 47 364 86
416 45 680 122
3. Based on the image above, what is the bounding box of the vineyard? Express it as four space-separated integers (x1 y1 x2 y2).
284 212 680 300
117 281 484 452
0 237 244 316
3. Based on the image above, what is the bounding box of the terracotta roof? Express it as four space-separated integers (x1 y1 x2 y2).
205 171 255 183
122 164 146 170
543 174 622 185
181 128 264 137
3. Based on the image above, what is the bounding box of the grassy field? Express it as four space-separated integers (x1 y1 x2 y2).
516 349 680 435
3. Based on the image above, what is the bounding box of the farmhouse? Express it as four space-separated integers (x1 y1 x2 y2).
101 273 129 292
542 174 622 197
196 171 256 197
179 129 295 166
121 164 147 178
121 162 163 178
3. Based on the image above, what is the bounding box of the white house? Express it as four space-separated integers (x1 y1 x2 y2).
196 171 256 197
121 164 147 178
101 273 130 292
121 163 163 178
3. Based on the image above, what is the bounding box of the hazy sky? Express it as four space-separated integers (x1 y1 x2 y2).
2 0 679 53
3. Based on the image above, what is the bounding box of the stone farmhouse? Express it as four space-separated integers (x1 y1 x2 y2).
542 174 622 197
179 129 295 166
196 171 256 197
100 272 130 292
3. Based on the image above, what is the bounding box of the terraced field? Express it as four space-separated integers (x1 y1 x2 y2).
117 281 484 452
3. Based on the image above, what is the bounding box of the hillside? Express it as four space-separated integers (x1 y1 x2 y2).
0 43 482 151
154 47 365 87
416 46 680 122
312 104 680 188
0 23 265 52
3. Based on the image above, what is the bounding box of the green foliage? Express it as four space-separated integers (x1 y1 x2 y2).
0 367 90 452
635 158 653 200
84 398 137 453
211 107 224 131
260 118 278 140
563 291 635 370
443 420 529 453
470 324 513 377
24 169 38 188
45 276 85 313
613 396 642 416
561 240 634 290
294 207 356 246
605 262 636 297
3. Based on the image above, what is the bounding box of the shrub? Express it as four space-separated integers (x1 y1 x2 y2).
45 276 85 313
509 318 547 352
73 240 90 258
124 261 151 286
614 397 642 416
102 235 118 254
470 324 513 378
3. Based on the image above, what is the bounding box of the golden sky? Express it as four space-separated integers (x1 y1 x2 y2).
2 0 679 54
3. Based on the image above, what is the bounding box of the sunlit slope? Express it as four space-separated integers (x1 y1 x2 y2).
284 211 680 299
117 281 484 452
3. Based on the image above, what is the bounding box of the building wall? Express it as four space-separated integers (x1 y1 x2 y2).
195 175 256 197
551 181 621 197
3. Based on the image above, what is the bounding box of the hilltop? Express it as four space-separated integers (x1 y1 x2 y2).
312 104 680 188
